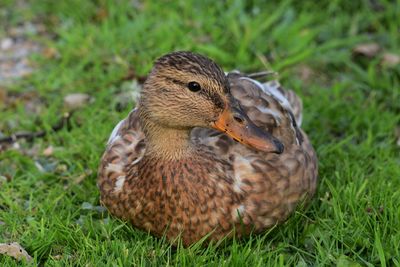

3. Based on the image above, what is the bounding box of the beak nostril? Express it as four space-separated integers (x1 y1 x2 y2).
233 115 244 124
274 140 284 154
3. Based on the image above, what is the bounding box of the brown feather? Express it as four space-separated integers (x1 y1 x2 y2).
98 52 318 246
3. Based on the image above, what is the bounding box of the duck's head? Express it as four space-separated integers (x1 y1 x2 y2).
139 51 283 154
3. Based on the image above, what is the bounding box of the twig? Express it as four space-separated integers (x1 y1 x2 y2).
0 112 73 144
246 70 277 79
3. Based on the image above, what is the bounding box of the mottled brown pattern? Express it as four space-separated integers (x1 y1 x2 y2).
98 52 318 246
155 51 229 92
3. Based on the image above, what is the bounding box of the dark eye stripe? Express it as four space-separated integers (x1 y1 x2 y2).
165 77 186 87
199 91 225 109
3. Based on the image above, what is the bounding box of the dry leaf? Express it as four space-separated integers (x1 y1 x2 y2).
64 93 91 110
35 161 45 172
0 242 32 262
43 145 54 156
381 53 400 67
42 47 60 59
73 172 88 185
64 170 92 189
52 254 62 260
353 43 381 58
295 65 315 83
95 7 109 21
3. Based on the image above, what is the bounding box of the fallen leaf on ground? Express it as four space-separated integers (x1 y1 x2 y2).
381 52 400 67
95 7 109 21
294 64 316 84
43 145 54 156
353 43 380 58
42 47 60 59
73 170 92 185
0 242 32 262
64 169 92 189
34 161 45 172
64 93 92 110
52 255 62 260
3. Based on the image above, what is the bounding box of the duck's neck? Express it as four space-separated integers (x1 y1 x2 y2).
141 119 194 160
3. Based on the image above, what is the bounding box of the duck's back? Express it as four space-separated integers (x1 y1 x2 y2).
192 72 318 230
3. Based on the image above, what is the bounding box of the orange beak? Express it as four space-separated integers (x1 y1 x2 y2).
211 99 284 154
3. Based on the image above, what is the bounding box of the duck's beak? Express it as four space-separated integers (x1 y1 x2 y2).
211 99 284 154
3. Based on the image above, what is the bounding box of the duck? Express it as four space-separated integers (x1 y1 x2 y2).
98 51 318 246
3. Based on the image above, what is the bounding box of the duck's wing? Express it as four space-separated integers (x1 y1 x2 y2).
277 84 303 127
230 71 303 126
192 71 304 154
98 108 146 214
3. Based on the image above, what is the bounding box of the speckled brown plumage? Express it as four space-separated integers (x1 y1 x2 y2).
98 51 318 246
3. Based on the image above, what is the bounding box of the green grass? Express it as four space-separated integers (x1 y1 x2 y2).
1 0 399 266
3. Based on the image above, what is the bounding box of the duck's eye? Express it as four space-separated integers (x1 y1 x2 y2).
187 81 201 92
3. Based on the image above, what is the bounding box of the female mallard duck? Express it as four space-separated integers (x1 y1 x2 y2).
98 51 318 246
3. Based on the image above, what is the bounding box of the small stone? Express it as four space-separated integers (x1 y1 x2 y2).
353 43 381 58
81 202 93 210
1 38 13 50
64 93 92 110
0 242 33 262
381 53 400 67
55 164 68 173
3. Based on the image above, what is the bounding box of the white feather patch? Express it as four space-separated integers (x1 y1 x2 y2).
107 119 125 145
114 175 126 192
263 81 293 111
233 156 253 193
105 163 123 174
239 77 294 113
107 108 138 145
